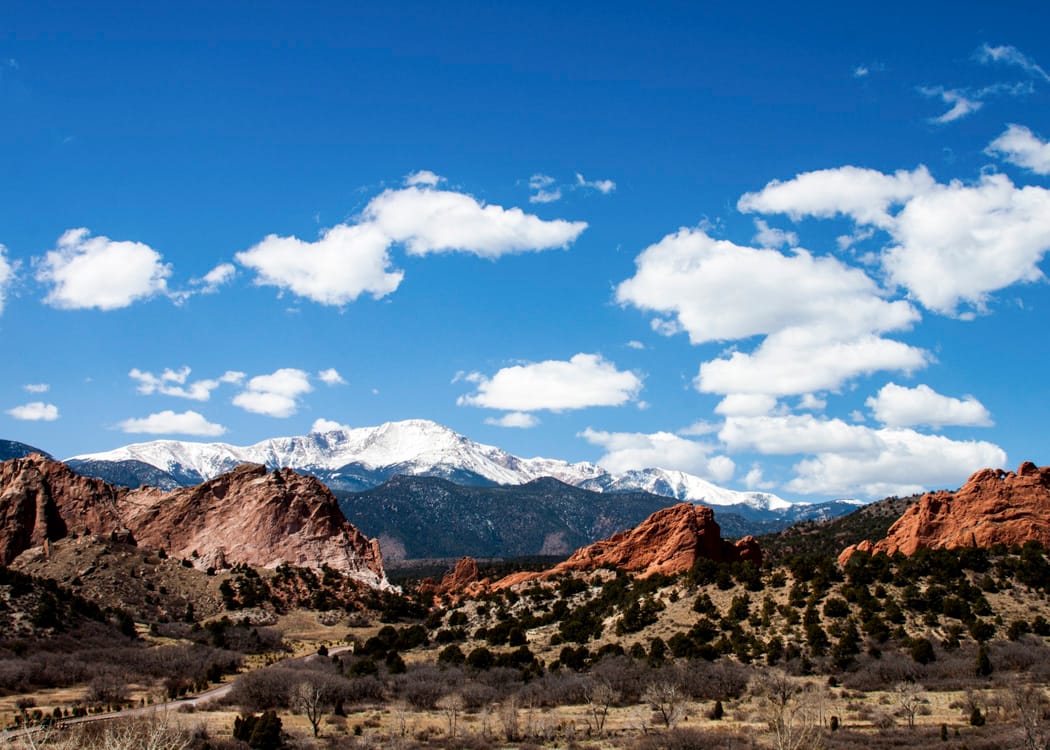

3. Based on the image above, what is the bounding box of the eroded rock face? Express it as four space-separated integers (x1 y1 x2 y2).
495 502 762 588
0 455 389 588
0 455 126 564
838 462 1050 565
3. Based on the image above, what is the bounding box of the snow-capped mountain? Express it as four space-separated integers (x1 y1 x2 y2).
67 418 795 511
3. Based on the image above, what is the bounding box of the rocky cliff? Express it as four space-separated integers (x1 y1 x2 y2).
496 502 761 587
0 454 389 588
839 461 1050 564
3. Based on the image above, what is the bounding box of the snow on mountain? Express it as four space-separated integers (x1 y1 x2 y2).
68 418 791 510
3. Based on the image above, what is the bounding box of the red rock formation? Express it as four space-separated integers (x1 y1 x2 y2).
839 462 1050 565
495 503 761 588
0 455 127 564
419 556 488 600
0 455 389 588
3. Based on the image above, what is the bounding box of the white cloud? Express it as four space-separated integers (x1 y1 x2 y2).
719 413 1005 498
457 353 643 412
6 402 59 421
866 382 992 428
853 65 869 78
195 263 236 293
311 417 350 433
36 228 172 310
626 340 646 350
883 173 1050 314
677 420 719 437
232 368 313 418
797 393 827 411
580 427 734 482
404 170 444 187
987 124 1050 175
484 412 540 429
528 174 562 204
721 414 881 455
366 185 587 258
23 383 49 394
919 86 982 124
617 229 917 345
236 222 403 306
128 366 241 401
697 330 929 397
789 430 1006 498
752 219 798 249
575 173 616 194
744 464 775 490
118 410 226 436
318 368 347 386
740 167 1050 316
977 43 1050 82
714 393 778 417
617 228 925 398
0 244 13 315
738 166 934 229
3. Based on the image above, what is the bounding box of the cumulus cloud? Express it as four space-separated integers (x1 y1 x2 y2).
789 430 1006 497
719 413 1005 497
866 382 992 428
618 229 917 345
236 222 403 306
528 174 562 204
366 185 586 257
317 368 347 386
194 263 236 293
575 173 616 194
23 383 49 394
919 86 982 124
238 182 586 305
744 464 775 490
118 410 226 436
232 368 313 418
6 402 59 421
129 366 243 401
36 228 172 310
484 412 540 429
987 124 1050 175
404 170 444 187
752 219 798 249
0 244 13 315
697 331 928 398
740 167 1050 316
617 228 925 398
738 166 934 229
580 427 734 482
311 417 350 433
977 43 1050 82
714 394 779 417
458 353 643 412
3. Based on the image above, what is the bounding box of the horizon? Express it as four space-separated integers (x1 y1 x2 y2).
2 2 1049 503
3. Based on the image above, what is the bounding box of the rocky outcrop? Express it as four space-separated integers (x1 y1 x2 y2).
419 556 489 600
0 455 389 588
496 503 761 587
839 462 1050 565
0 455 127 564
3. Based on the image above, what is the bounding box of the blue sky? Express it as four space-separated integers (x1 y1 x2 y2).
2 1 1049 500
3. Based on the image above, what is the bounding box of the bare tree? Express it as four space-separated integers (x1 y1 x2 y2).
291 680 331 738
499 696 521 742
1008 685 1050 750
894 682 926 730
642 681 685 729
436 693 465 739
586 680 621 737
756 670 824 750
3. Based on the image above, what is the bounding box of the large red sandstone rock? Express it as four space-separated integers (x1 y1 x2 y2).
0 455 389 588
838 461 1050 565
495 502 761 588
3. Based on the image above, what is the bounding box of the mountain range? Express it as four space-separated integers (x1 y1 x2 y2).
66 418 839 516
